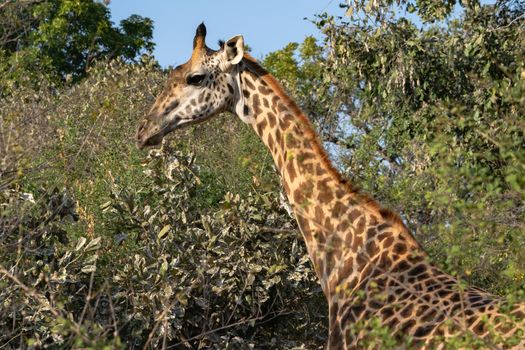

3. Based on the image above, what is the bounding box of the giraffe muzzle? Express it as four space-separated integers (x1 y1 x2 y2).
136 118 165 149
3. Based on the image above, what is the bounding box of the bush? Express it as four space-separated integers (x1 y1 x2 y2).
0 141 326 348
0 58 325 348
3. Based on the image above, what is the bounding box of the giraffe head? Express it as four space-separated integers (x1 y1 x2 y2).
136 23 248 149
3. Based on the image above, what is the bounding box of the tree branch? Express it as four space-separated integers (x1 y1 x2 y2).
166 309 296 349
324 133 402 171
258 226 298 235
0 1 11 11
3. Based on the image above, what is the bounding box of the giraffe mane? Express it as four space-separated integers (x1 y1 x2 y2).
242 53 411 234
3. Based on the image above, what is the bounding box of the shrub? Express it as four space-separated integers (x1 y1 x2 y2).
0 140 326 348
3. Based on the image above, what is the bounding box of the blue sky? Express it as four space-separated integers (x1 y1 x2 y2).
109 0 342 67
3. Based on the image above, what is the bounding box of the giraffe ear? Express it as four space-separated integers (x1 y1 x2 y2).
223 35 244 66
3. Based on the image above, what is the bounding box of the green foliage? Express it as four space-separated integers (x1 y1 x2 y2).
0 142 324 348
100 144 324 347
174 115 280 209
348 316 408 349
0 0 154 94
263 36 340 138
308 0 525 293
0 55 323 348
346 0 457 22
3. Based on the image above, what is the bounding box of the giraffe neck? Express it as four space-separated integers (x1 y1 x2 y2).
234 56 425 296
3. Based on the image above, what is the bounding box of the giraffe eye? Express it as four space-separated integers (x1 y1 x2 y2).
187 74 205 86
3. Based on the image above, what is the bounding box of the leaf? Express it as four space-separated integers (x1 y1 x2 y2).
75 237 87 251
84 254 99 265
58 251 72 266
164 285 173 298
99 200 112 210
268 264 287 275
246 273 255 286
85 237 101 251
158 225 171 239
81 265 97 273
160 260 168 275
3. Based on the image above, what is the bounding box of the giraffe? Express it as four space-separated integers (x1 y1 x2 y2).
136 23 525 349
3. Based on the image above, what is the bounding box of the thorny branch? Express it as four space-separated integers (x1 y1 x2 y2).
166 309 296 349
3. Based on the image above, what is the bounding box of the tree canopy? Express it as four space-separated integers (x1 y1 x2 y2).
0 0 154 92
265 0 525 293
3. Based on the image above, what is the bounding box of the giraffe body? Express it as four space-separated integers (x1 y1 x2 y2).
136 24 525 349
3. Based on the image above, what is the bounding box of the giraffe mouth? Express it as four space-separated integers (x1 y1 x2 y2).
137 131 164 149
136 115 213 149
136 121 173 149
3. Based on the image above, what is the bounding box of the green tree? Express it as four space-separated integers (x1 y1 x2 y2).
263 37 342 139
0 0 154 93
262 0 525 295
307 0 525 293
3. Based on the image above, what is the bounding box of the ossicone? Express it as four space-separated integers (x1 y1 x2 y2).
193 22 207 49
